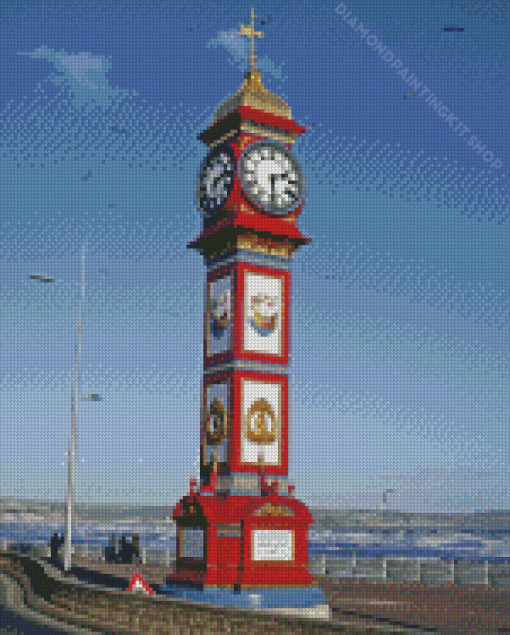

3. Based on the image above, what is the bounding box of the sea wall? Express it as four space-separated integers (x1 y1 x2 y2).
0 553 359 635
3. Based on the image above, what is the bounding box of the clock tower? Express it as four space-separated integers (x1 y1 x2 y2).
163 9 326 610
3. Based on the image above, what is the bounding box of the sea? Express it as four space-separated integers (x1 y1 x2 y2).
2 512 509 566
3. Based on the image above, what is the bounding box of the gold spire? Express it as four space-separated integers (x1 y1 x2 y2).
212 8 292 122
239 8 263 86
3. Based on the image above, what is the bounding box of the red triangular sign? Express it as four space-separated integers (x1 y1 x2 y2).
127 574 153 595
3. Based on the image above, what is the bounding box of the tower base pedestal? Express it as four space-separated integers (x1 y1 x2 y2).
159 580 328 610
170 493 325 609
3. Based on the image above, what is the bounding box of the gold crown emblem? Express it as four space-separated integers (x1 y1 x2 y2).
246 398 276 444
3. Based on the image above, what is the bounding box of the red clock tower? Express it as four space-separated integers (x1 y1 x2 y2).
164 9 326 609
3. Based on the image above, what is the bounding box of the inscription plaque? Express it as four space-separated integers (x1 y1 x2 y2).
252 529 293 561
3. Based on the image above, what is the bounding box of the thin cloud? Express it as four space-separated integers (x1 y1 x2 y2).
17 45 137 109
207 30 249 59
206 29 286 81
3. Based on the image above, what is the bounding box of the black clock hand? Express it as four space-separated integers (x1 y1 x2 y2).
271 172 289 207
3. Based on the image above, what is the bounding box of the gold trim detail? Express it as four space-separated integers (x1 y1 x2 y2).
254 503 294 517
240 125 296 145
237 234 294 258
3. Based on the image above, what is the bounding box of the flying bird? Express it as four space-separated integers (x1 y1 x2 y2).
30 274 54 282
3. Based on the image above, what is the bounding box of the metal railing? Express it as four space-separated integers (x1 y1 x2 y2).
1 541 508 588
308 554 509 587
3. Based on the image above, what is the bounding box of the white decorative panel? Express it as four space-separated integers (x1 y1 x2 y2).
204 382 228 463
241 380 280 465
180 528 204 559
252 530 293 561
244 272 282 355
208 275 232 356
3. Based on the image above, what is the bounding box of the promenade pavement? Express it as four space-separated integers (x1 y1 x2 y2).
0 573 99 635
3 555 509 634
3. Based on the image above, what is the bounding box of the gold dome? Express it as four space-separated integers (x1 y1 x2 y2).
213 8 292 123
213 69 292 122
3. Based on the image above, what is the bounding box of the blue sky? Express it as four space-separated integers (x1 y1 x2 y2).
0 0 508 513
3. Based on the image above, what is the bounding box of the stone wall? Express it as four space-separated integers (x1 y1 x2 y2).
0 554 362 635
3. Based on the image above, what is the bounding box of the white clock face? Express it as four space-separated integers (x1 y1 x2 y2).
240 141 304 216
197 144 235 217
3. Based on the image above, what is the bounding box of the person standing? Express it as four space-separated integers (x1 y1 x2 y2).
131 534 140 563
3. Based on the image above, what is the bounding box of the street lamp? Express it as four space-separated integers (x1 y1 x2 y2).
30 243 102 571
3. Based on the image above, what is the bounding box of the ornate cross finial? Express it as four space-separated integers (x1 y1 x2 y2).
239 8 263 74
